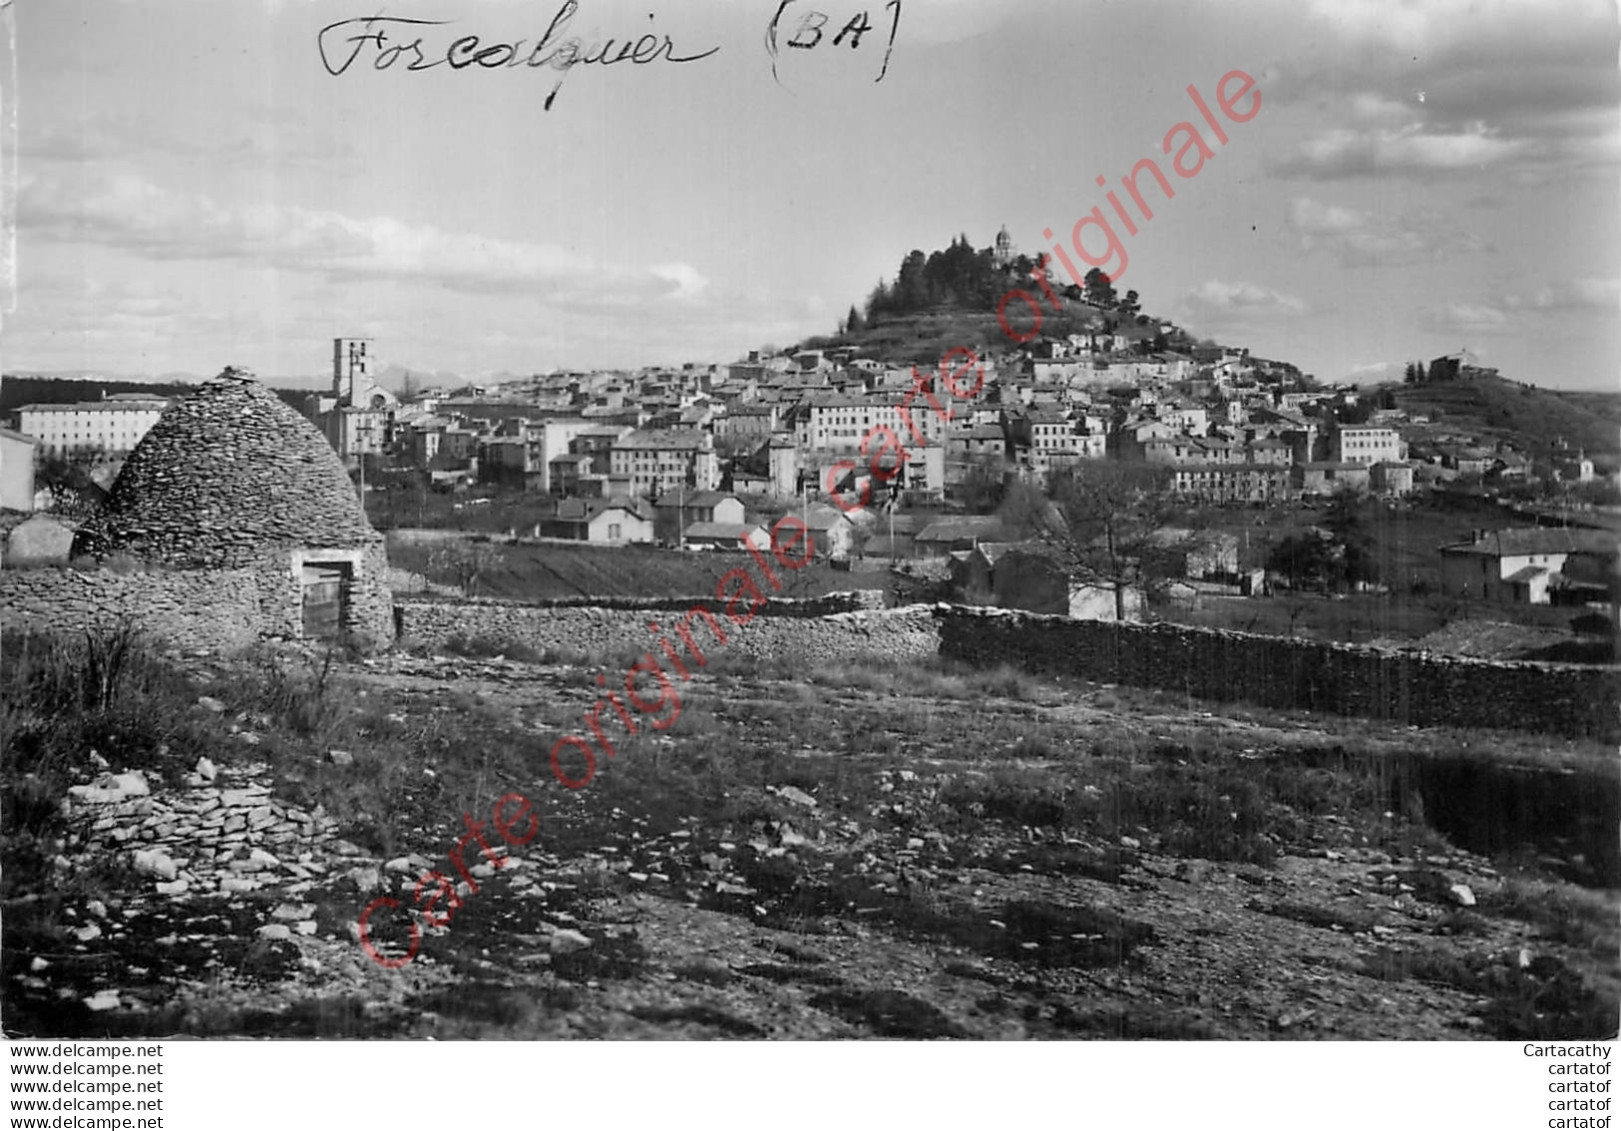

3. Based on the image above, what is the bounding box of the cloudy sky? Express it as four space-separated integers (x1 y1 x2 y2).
7 0 1619 389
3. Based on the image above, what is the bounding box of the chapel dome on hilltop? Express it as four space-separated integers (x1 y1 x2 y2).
993 224 1014 268
73 369 381 568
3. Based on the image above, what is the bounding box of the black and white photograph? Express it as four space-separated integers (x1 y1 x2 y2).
1 0 1617 1121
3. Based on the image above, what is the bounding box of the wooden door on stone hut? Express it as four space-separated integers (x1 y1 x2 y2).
300 564 349 640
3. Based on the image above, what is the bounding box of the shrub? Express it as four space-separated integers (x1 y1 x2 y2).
938 771 1076 827
1 625 214 900
2 622 201 763
244 646 343 738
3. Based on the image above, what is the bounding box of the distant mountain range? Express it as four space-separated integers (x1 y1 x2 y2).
3 370 208 386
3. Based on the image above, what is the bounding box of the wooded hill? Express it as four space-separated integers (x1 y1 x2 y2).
2 375 315 420
798 234 1195 365
1 376 197 415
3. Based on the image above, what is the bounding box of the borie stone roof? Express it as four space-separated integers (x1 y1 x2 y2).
72 370 382 568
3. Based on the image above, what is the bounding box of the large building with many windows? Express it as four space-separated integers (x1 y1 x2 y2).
609 429 718 497
14 395 172 458
1333 426 1404 466
1169 461 1291 503
797 392 950 453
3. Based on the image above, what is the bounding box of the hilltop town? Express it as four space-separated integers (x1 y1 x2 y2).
2 233 1617 1044
6 231 1619 659
7 0 1621 1100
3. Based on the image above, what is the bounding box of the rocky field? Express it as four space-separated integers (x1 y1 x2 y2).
3 632 1617 1040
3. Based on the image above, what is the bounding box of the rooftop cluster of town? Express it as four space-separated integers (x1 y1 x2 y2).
245 325 1607 540
8 334 1610 540
5 243 1616 623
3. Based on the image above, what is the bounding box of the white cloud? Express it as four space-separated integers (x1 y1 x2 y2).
1286 196 1486 265
1303 0 1613 55
1503 278 1621 312
1419 278 1620 336
1341 360 1405 384
649 263 708 299
1278 123 1525 179
1420 302 1513 334
1346 93 1418 127
1184 279 1307 316
19 172 707 307
1270 0 1620 180
19 108 363 176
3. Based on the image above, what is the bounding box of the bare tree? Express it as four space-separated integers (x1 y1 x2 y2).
427 539 506 597
998 462 1182 621
955 455 1011 513
1285 598 1311 635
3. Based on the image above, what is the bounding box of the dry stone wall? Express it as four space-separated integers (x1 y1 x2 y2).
936 607 1621 742
2 565 272 652
395 597 1616 739
336 543 396 646
396 593 936 668
1 542 395 653
464 590 887 615
14 548 1606 741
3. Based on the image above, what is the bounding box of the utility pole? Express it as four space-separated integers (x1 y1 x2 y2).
888 486 896 565
355 418 371 504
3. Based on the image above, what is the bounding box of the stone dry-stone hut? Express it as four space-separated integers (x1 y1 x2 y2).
70 369 394 649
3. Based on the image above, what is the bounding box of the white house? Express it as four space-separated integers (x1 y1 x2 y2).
1438 527 1618 604
1334 426 1404 466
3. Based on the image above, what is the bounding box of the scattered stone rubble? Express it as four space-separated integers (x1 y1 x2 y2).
61 761 342 925
15 652 1609 1039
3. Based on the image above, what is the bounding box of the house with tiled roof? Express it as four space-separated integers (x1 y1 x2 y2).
1295 461 1370 496
1246 436 1293 466
1439 527 1618 605
1370 461 1416 496
914 515 1012 557
681 520 769 550
946 539 1145 621
653 489 745 545
799 502 857 560
536 497 654 544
